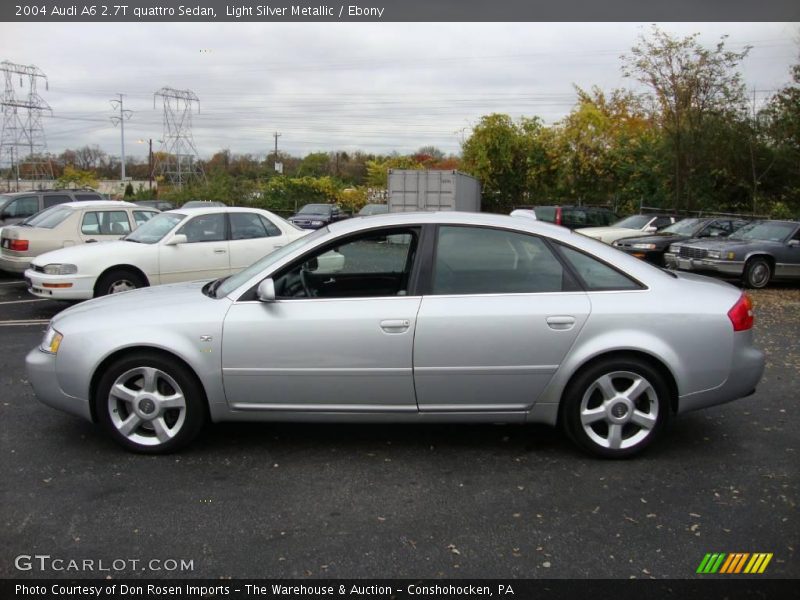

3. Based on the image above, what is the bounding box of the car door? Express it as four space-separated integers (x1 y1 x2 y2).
774 225 800 278
413 225 591 412
158 213 231 283
227 212 291 272
221 226 423 412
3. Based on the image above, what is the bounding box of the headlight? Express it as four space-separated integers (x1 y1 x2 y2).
669 244 681 253
631 243 656 250
43 263 77 275
40 326 63 354
706 251 721 259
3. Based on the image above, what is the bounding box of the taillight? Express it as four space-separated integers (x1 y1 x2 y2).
728 293 754 331
9 239 29 251
555 207 562 225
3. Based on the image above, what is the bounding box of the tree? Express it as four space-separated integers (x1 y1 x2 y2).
622 25 751 212
56 165 98 190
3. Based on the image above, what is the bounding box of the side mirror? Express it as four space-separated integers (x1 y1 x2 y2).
788 239 800 248
257 278 276 302
645 226 657 233
165 234 187 246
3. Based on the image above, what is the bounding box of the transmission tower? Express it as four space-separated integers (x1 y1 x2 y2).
153 87 204 188
0 60 54 190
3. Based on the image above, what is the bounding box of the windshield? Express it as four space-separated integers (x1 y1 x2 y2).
0 194 13 208
729 222 796 242
359 204 388 215
22 205 73 229
661 218 703 235
214 228 328 298
124 212 185 244
298 204 331 215
612 215 651 229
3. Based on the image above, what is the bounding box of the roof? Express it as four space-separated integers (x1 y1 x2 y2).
58 200 142 209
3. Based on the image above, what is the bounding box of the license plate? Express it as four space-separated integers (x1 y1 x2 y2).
678 258 692 269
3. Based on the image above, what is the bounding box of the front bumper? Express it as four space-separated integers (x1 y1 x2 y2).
26 347 93 421
664 253 745 276
24 268 96 300
677 331 765 413
617 247 665 266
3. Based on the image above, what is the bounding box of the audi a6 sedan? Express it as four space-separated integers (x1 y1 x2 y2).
26 212 765 458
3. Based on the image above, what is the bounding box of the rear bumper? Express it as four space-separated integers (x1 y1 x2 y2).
677 332 765 413
26 347 93 421
0 253 31 273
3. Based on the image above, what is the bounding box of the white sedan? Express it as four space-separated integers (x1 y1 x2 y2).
25 207 308 300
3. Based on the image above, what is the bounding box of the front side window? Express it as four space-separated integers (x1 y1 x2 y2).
124 212 185 244
3 196 38 218
700 220 731 237
558 244 641 291
273 227 419 299
432 226 569 295
177 213 227 243
81 210 132 235
133 210 158 226
652 216 674 229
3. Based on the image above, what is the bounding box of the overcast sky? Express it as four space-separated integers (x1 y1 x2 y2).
1 22 798 162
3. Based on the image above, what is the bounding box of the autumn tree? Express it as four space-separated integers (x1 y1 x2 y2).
622 25 751 212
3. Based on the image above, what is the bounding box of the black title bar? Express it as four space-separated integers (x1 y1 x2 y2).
3 0 800 22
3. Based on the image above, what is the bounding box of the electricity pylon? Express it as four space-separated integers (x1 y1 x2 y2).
153 87 204 188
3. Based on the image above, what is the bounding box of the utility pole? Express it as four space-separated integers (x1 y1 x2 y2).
110 94 132 182
273 131 281 158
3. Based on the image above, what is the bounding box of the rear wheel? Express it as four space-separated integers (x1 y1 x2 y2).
94 268 146 297
743 257 771 289
94 353 207 453
561 357 669 458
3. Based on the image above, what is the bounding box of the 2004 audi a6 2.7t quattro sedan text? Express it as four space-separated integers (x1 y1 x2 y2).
26 212 765 458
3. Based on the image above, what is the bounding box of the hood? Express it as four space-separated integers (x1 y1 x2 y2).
678 238 756 251
290 213 328 220
30 239 140 266
52 280 217 327
578 226 639 237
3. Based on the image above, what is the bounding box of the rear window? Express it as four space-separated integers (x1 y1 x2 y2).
75 193 102 201
533 206 557 222
43 194 72 208
23 205 74 229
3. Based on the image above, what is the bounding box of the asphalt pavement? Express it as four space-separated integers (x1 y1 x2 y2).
0 271 797 579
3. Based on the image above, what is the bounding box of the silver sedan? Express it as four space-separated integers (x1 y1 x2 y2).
26 212 765 458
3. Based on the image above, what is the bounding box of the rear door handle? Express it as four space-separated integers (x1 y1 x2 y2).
546 316 576 330
380 319 410 334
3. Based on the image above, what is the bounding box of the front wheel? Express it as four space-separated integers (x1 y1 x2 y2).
561 357 669 458
94 353 207 453
743 257 771 289
94 268 147 297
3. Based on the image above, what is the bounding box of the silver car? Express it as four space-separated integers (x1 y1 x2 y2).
26 212 765 458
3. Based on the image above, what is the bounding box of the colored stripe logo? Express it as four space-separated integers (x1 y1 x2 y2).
697 553 773 574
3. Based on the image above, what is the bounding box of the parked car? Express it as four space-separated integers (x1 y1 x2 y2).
522 205 617 229
578 214 678 244
0 189 105 230
289 203 347 229
26 212 764 457
0 201 159 274
358 203 389 216
181 200 226 208
510 209 538 220
24 207 307 300
665 220 800 288
135 200 175 211
613 217 750 266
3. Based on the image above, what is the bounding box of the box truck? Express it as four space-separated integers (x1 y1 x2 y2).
388 170 481 213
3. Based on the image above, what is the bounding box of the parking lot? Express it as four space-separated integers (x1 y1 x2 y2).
0 270 797 579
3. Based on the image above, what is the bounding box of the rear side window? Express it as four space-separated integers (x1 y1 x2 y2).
230 212 275 240
43 194 72 208
82 211 132 235
2 196 38 218
558 245 641 291
433 226 571 295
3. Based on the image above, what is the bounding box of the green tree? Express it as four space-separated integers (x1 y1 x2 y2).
622 25 751 212
56 165 98 190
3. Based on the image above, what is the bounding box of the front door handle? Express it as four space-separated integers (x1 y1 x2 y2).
214 248 227 254
546 316 576 331
380 319 410 334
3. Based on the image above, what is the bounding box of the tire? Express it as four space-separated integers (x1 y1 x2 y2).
94 352 207 454
94 268 147 297
743 257 771 289
561 357 670 459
